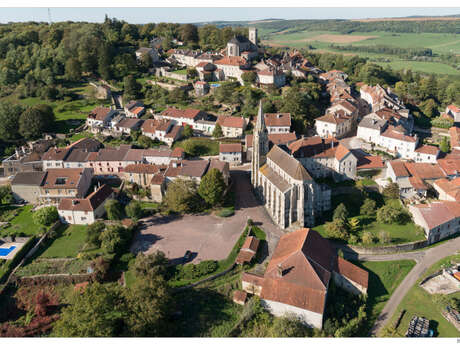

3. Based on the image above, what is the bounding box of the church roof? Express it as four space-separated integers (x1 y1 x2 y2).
266 145 312 182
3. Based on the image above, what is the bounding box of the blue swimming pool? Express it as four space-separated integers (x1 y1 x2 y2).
0 246 16 257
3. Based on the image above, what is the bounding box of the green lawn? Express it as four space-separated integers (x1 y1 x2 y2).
173 69 188 75
385 254 460 337
40 225 88 258
1 205 46 237
0 82 111 134
356 260 416 335
67 131 94 143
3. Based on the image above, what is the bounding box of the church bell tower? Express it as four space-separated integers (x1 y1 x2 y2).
251 101 269 187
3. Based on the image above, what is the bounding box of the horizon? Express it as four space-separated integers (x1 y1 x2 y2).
0 7 459 24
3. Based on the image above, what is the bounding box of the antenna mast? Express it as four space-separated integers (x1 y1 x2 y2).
48 8 52 25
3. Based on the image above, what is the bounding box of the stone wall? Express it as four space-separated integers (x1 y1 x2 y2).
338 239 428 255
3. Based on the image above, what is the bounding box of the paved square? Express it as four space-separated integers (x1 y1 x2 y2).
130 169 283 264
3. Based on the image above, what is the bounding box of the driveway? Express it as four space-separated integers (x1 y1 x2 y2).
130 169 284 264
360 236 460 336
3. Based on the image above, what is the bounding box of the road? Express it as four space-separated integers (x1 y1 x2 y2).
365 236 460 336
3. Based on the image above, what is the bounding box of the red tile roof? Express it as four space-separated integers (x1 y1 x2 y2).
381 126 417 143
405 162 446 180
89 107 111 121
219 116 245 129
447 104 460 113
42 147 71 161
58 184 113 212
42 168 88 189
409 176 427 190
411 201 460 230
233 290 247 304
356 155 384 170
415 145 439 155
141 119 171 134
437 158 460 176
220 143 242 153
124 164 163 174
335 144 351 161
171 147 185 158
215 56 247 66
161 107 204 120
449 126 460 148
336 257 369 289
388 160 410 177
264 113 291 127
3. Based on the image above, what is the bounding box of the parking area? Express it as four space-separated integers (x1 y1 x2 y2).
421 273 460 295
130 170 283 264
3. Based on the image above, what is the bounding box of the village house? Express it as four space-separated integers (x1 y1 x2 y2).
122 163 166 187
194 81 210 96
124 100 146 118
445 105 460 122
58 184 114 225
413 145 440 163
327 99 358 120
235 236 260 265
241 228 368 328
219 143 243 165
386 160 446 198
264 113 291 134
379 125 418 159
315 111 353 139
288 136 358 181
433 177 460 202
449 126 460 151
194 119 217 136
86 147 130 175
214 56 250 84
360 84 404 112
409 201 460 244
158 107 208 128
39 168 93 204
437 157 460 179
218 116 247 138
63 149 92 169
256 68 286 88
86 107 118 129
319 70 348 83
135 47 159 63
113 118 143 135
42 147 72 170
140 118 181 146
11 171 47 204
357 113 388 143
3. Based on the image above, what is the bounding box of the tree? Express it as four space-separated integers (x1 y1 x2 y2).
99 225 129 254
183 124 193 138
376 204 409 225
91 256 110 282
105 199 123 220
378 230 391 244
164 178 201 213
440 136 450 153
420 98 438 118
86 221 105 247
19 105 55 139
33 206 58 226
333 203 349 222
138 135 153 148
212 123 223 138
52 283 127 337
65 58 81 82
361 231 374 245
325 218 349 240
125 200 143 220
0 185 13 204
186 68 198 80
241 71 257 85
348 217 360 231
179 24 199 43
360 198 377 216
269 315 312 337
0 102 23 140
123 266 171 336
197 168 226 206
382 182 400 199
133 251 169 279
123 75 141 102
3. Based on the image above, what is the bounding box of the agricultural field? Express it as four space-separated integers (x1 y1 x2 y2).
262 30 460 76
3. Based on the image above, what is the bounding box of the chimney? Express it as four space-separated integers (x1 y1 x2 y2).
277 113 281 119
277 264 283 277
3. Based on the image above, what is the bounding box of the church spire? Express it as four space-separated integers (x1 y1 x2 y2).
256 100 266 132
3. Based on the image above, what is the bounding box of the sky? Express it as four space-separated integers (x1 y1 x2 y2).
0 7 459 24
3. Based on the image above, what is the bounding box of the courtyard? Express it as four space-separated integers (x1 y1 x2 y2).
130 170 284 264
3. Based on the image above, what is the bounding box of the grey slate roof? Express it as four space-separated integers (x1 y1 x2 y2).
266 145 312 182
11 171 46 186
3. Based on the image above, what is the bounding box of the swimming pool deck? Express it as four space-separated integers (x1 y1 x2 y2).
0 241 25 260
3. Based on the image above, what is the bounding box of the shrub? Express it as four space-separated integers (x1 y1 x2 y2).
378 230 391 244
175 260 218 280
360 198 377 216
217 207 235 218
325 218 349 240
333 203 348 222
376 204 410 224
105 199 123 220
33 206 59 226
125 200 143 220
361 231 374 245
382 183 400 200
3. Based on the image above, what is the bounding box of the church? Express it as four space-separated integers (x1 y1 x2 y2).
227 27 259 60
251 103 331 229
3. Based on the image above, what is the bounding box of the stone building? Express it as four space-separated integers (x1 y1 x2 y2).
251 103 330 228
